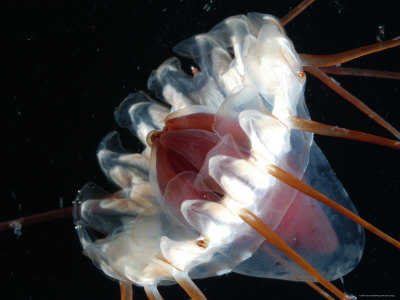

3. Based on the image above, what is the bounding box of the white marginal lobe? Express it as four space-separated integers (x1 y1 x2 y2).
239 109 290 166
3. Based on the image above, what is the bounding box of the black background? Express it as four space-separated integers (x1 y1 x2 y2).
1 0 400 299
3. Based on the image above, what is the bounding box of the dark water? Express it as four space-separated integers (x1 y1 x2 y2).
2 0 400 299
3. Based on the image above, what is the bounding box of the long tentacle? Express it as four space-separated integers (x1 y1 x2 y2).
307 282 335 300
280 0 315 25
173 269 207 300
287 116 400 149
144 285 164 300
300 38 400 67
304 66 400 140
319 66 400 80
120 281 133 300
0 207 73 232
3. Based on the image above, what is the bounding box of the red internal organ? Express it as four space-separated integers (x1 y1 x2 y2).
151 113 338 253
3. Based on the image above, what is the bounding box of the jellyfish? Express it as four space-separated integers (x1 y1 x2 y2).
1 1 399 299
73 3 400 300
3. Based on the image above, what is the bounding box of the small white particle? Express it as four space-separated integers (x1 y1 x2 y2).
10 221 22 237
